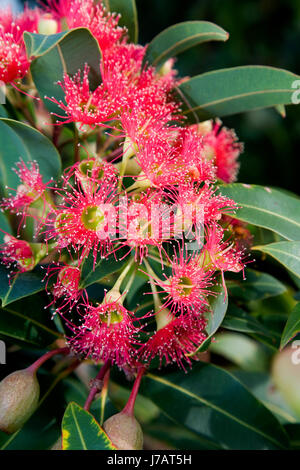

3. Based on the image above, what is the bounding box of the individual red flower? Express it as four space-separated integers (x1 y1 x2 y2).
46 178 118 265
169 182 237 232
119 189 169 263
140 312 207 370
136 128 216 188
0 160 51 219
200 120 244 183
0 235 35 273
64 158 118 189
149 248 215 316
69 299 141 368
49 41 178 129
200 224 245 274
0 6 39 83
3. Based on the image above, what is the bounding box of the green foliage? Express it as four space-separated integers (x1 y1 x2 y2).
219 184 300 241
176 66 299 121
0 119 61 196
144 21 228 67
62 402 116 450
140 363 289 450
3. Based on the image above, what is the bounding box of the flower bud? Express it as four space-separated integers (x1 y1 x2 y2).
103 411 143 450
0 369 40 434
38 15 59 35
272 346 300 418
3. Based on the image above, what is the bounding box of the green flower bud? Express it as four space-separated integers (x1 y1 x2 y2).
0 369 40 434
103 411 143 450
272 346 300 418
38 15 58 35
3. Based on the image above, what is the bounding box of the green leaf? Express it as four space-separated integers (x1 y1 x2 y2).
281 303 300 349
284 424 300 449
144 21 228 68
222 304 277 339
62 402 116 450
103 0 138 43
0 211 12 242
140 363 288 449
25 28 102 114
80 249 129 289
253 241 300 279
219 184 300 241
233 371 299 425
144 418 222 450
0 264 45 307
0 307 59 347
0 105 8 118
191 283 228 354
0 118 61 196
176 66 299 121
210 332 269 372
227 269 286 301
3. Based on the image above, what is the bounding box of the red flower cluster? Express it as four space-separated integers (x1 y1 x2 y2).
0 0 247 372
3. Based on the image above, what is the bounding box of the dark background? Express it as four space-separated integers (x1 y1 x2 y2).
22 0 300 194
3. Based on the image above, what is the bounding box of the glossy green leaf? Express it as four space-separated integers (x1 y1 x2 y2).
62 402 116 450
234 371 299 425
253 241 300 279
191 283 228 355
0 306 59 348
141 363 288 449
222 305 276 339
144 418 222 450
0 118 61 196
281 303 300 349
0 211 12 242
0 105 8 118
227 269 286 301
219 184 300 241
80 249 129 289
284 424 300 449
0 265 45 307
210 332 269 372
103 0 138 43
25 28 102 114
144 21 228 67
176 66 299 121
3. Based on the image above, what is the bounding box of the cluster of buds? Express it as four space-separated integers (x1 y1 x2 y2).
0 0 249 375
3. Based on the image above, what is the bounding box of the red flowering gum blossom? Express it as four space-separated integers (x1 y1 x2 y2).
153 250 215 316
199 120 244 184
0 7 39 83
49 42 178 129
200 224 245 274
47 178 118 265
65 158 118 189
52 265 81 300
69 301 140 368
45 0 125 51
137 128 216 188
0 160 51 217
119 190 170 263
168 182 237 238
0 235 35 273
140 313 207 370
